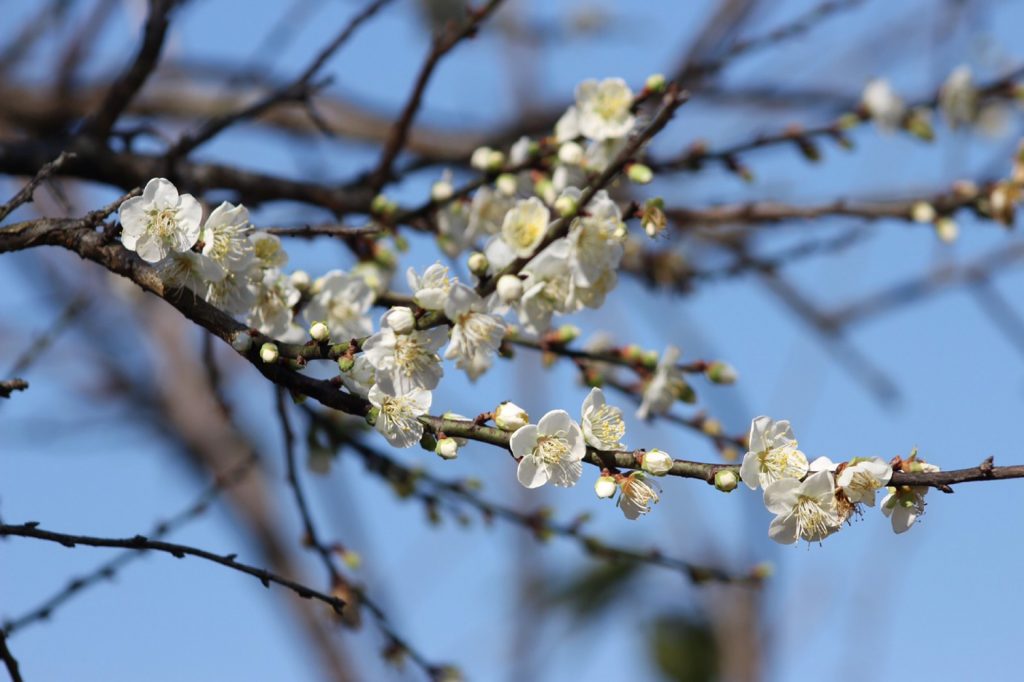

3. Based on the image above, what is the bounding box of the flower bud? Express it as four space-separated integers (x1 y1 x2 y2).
910 201 936 223
365 406 379 425
431 178 454 202
641 197 667 238
594 475 618 499
371 193 397 217
496 173 518 196
309 321 330 342
642 449 673 476
435 437 459 460
906 108 934 141
558 141 584 165
467 251 489 277
701 417 722 436
340 549 361 570
705 361 737 384
338 356 355 372
714 469 739 492
230 331 253 353
496 274 523 303
494 401 529 431
470 146 495 170
487 150 505 170
555 324 580 344
627 163 654 184
645 73 667 93
553 194 577 218
259 342 279 364
534 177 556 204
382 306 416 334
934 216 958 243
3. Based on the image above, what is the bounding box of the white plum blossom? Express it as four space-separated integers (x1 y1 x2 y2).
763 470 842 545
119 178 202 263
618 471 660 520
362 313 447 393
837 457 893 507
247 269 300 337
556 78 636 142
305 270 375 341
517 239 575 334
881 460 939 533
200 201 256 278
740 416 808 490
469 186 514 238
444 283 506 380
636 345 685 420
251 232 288 269
511 409 585 489
437 201 473 257
495 401 529 431
156 251 222 292
940 65 978 128
501 197 550 258
580 387 625 450
407 263 456 311
862 78 905 130
564 189 625 291
206 269 258 317
367 377 431 449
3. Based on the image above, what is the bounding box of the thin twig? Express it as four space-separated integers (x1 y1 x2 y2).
0 380 28 399
0 630 22 682
0 152 73 223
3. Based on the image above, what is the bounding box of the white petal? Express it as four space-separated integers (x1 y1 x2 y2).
537 409 572 436
509 424 539 458
517 456 550 489
146 177 179 207
549 459 583 488
762 478 800 514
739 451 761 490
768 512 799 545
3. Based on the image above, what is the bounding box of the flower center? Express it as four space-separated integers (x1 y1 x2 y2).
589 405 624 444
394 336 431 377
536 435 570 464
148 208 179 242
794 496 835 541
759 447 804 483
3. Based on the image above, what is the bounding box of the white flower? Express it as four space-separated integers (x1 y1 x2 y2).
339 354 376 398
580 387 625 450
862 78 905 130
495 401 529 431
558 141 584 165
763 470 842 544
444 284 506 380
304 270 375 341
206 269 258 317
565 189 625 289
517 239 575 334
940 65 978 128
511 409 585 488
201 201 256 277
496 274 523 304
501 197 550 258
880 461 938 533
836 457 892 507
641 449 673 476
362 316 447 393
247 269 300 337
119 178 202 263
555 78 636 142
437 201 472 257
156 251 223 292
367 378 431 449
739 416 808 490
636 346 685 420
468 186 514 238
618 471 660 520
352 260 393 296
251 232 288 269
407 263 456 311
594 475 617 499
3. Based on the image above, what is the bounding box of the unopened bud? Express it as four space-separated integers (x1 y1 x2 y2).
553 194 577 217
495 401 529 431
627 163 654 184
365 407 380 426
371 193 397 217
470 146 494 171
714 469 739 492
435 437 459 460
496 274 523 303
259 342 279 364
309 321 330 342
382 306 415 334
431 178 454 202
555 324 580 344
534 177 555 204
558 141 584 165
496 173 518 196
645 73 666 93
338 356 355 372
230 331 253 353
934 216 959 243
911 201 936 223
594 475 618 499
641 449 673 476
290 270 311 290
906 108 934 141
705 361 737 385
468 251 489 277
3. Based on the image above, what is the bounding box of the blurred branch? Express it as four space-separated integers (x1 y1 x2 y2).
0 379 28 399
0 522 346 613
0 630 22 682
0 151 72 222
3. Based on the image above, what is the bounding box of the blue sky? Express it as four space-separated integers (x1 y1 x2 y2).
3 1 1024 680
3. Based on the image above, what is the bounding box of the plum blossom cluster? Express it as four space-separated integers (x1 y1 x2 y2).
740 416 940 543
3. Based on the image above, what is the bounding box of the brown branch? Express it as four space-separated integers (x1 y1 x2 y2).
0 152 73 223
80 0 177 140
369 0 506 190
0 379 28 399
0 629 21 682
0 523 345 613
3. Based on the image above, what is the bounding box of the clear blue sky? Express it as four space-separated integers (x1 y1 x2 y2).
3 1 1024 680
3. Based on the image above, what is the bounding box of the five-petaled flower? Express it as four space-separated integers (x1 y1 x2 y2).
511 409 586 489
763 470 841 544
740 416 809 490
119 178 202 263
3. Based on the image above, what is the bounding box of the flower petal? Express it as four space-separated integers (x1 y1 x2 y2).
517 456 550 489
